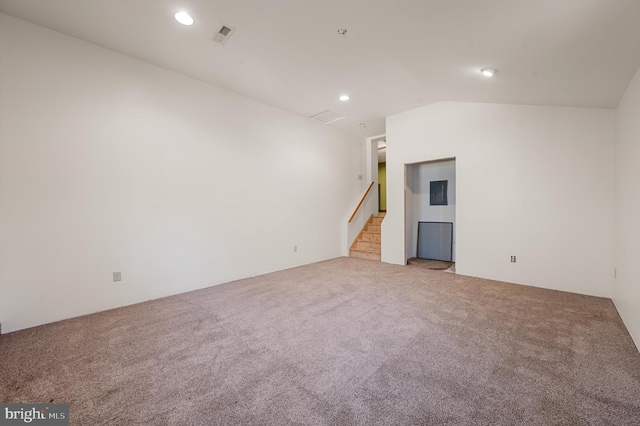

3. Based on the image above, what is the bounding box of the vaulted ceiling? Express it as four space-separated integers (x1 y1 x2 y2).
2 0 640 136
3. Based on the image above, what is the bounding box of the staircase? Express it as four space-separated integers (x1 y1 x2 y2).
350 214 384 261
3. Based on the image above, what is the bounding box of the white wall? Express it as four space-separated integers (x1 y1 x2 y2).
613 65 640 350
0 14 365 333
407 160 456 260
384 102 615 297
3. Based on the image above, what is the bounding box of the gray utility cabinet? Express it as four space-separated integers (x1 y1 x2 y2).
417 222 453 262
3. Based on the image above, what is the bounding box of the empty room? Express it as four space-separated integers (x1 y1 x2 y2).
1 1 640 425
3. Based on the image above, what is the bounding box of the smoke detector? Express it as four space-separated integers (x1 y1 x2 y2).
213 24 235 45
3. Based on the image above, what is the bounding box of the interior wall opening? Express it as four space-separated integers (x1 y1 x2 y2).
405 158 456 271
378 139 387 213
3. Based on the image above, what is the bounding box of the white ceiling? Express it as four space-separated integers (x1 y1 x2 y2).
2 0 640 137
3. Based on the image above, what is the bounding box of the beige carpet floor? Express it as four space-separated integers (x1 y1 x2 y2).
407 257 455 270
1 257 639 425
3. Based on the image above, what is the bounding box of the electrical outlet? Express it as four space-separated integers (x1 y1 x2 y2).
293 245 298 253
510 256 516 263
113 271 122 282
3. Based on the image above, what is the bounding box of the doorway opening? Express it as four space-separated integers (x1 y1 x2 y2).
378 139 387 213
405 158 456 272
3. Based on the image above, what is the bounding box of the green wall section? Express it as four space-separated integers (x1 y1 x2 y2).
378 162 387 211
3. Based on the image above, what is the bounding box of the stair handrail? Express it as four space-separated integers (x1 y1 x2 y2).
349 181 375 223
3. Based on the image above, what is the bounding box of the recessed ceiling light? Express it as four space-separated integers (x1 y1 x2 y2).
175 12 194 26
481 68 497 77
339 95 350 101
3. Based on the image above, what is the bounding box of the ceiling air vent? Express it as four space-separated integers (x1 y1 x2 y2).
213 25 235 45
310 110 345 124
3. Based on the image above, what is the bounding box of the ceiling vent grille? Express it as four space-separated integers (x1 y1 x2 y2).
310 110 345 124
213 25 235 45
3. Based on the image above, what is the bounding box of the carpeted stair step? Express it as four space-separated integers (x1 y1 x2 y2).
349 249 381 261
370 216 384 225
352 240 381 252
349 214 384 262
360 232 381 242
366 224 381 233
